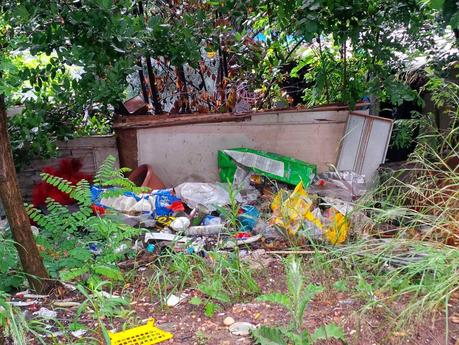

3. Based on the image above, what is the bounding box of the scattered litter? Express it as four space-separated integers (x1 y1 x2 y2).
71 330 87 338
53 301 81 308
94 187 181 217
0 218 8 231
23 293 48 299
202 215 222 226
31 225 39 236
166 293 188 307
9 301 37 307
223 234 262 248
185 224 225 236
33 307 57 319
144 232 191 243
114 243 130 254
228 322 256 336
271 181 349 244
310 170 367 201
170 217 190 232
146 243 156 253
175 183 235 211
100 291 120 299
238 205 260 232
109 319 173 345
240 249 275 270
62 282 77 291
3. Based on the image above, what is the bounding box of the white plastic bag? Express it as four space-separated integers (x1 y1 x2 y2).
175 183 237 211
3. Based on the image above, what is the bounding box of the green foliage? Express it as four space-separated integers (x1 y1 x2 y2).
252 256 346 345
0 235 24 292
0 291 27 344
223 0 455 108
2 1 213 166
24 155 143 288
148 250 260 314
76 282 130 344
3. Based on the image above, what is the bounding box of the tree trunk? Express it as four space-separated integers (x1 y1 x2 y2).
0 94 53 294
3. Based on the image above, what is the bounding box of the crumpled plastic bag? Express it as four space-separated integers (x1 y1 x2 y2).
309 170 367 201
175 182 241 212
270 181 349 244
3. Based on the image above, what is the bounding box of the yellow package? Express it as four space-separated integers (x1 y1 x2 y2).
323 208 349 245
271 181 348 244
271 182 320 235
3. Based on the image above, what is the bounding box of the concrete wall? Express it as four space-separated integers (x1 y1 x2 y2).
134 109 352 186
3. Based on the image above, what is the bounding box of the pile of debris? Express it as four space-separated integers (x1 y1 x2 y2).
90 148 368 257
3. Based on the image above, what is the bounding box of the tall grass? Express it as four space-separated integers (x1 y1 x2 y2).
331 78 459 329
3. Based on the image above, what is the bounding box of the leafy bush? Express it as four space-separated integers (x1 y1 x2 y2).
26 155 146 288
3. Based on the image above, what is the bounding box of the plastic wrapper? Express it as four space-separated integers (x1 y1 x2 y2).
175 182 240 211
309 170 367 201
93 186 181 217
218 148 317 187
271 182 349 244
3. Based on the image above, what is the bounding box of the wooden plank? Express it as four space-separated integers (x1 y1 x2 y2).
115 129 138 171
114 113 251 130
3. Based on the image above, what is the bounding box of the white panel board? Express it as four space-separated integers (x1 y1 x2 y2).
337 112 393 181
137 109 351 186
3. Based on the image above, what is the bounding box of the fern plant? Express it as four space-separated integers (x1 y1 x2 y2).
252 256 346 345
25 155 145 288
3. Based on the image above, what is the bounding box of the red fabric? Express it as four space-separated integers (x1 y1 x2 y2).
233 232 251 239
32 158 93 207
91 204 106 216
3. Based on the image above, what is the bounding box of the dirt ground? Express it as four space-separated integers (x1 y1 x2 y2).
18 253 459 345
142 259 458 345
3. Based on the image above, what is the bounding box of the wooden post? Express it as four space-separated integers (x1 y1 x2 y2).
0 94 53 293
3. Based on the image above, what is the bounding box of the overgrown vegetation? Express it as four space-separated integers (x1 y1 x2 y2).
2 1 458 164
0 1 458 344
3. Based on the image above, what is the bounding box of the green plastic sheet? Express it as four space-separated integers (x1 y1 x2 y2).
218 148 317 186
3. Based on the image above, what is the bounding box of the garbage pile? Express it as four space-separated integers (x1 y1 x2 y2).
90 148 367 256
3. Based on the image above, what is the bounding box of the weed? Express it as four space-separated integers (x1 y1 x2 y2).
252 255 346 345
76 281 130 344
333 279 348 292
216 180 241 231
195 330 209 345
148 250 260 315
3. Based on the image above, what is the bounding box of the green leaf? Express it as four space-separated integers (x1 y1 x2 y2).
429 0 445 10
311 323 346 342
198 282 230 303
251 326 288 345
450 11 459 28
14 5 30 20
256 293 291 310
204 301 218 318
93 264 124 281
60 266 89 281
68 247 92 262
333 280 348 292
189 296 203 305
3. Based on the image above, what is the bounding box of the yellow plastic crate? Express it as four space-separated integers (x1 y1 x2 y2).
109 319 173 345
